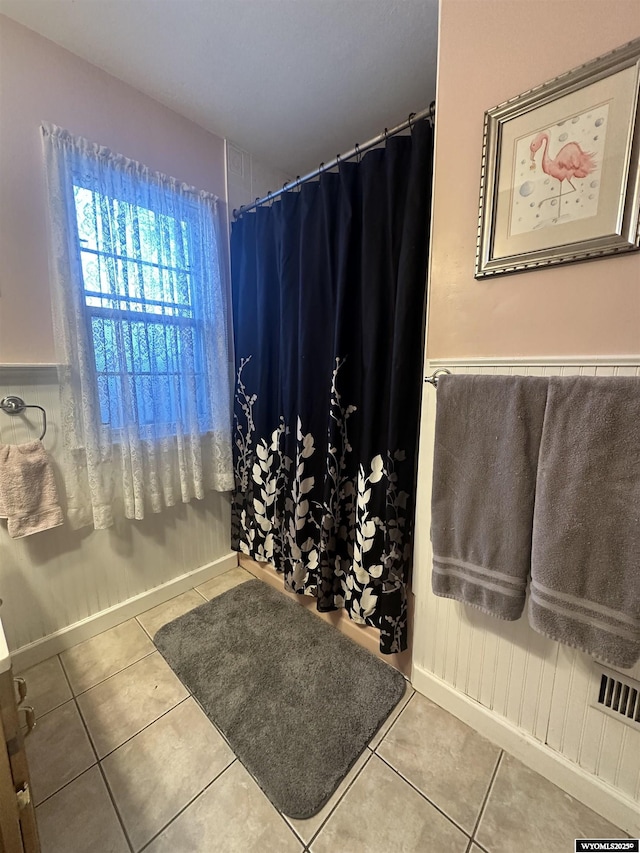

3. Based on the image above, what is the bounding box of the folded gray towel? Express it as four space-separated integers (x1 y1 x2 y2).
431 374 548 619
529 376 640 669
0 441 64 538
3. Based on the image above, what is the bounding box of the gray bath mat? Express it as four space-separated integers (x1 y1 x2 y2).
154 579 406 819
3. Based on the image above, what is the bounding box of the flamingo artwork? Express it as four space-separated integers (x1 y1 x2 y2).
529 131 597 221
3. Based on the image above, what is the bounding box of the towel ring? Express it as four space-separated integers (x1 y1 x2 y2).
0 396 47 441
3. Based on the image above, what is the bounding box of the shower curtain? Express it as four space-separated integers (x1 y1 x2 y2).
230 119 433 653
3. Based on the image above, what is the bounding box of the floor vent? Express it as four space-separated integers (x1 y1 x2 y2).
591 666 640 730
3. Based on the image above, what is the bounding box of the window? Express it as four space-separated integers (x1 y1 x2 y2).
42 123 233 527
72 181 212 435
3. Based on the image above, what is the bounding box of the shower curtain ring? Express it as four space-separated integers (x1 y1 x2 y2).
355 143 361 162
384 127 389 141
408 112 416 131
296 176 301 191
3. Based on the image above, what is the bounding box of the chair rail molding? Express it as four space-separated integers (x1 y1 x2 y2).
427 355 640 368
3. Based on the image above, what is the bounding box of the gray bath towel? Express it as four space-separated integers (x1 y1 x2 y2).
529 376 640 669
431 374 548 619
0 441 64 538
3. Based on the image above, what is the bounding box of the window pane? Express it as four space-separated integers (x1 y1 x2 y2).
89 315 210 433
74 186 194 314
75 184 210 434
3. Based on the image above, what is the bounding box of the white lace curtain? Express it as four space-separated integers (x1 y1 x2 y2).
42 123 234 530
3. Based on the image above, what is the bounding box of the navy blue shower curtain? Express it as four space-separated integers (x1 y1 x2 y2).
230 119 433 653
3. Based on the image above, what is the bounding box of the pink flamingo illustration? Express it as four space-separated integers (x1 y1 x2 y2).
529 131 596 221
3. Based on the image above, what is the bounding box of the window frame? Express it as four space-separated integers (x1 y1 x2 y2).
70 166 214 436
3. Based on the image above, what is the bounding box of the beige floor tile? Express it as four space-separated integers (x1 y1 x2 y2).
476 753 625 853
137 590 206 640
311 754 468 853
36 765 129 853
369 679 414 749
16 656 72 718
376 693 500 833
26 699 96 805
102 698 235 851
60 619 155 694
195 566 254 600
145 761 302 853
286 748 372 844
77 652 188 758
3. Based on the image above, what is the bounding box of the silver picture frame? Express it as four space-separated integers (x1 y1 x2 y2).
475 38 640 278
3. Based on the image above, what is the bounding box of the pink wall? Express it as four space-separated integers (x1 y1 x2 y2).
0 16 227 364
427 0 640 359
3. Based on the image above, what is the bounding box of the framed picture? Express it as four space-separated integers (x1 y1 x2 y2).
475 38 640 278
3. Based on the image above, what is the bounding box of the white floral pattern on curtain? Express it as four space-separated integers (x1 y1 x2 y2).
42 124 234 529
232 358 412 653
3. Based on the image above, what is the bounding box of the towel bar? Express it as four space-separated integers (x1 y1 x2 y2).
0 396 47 441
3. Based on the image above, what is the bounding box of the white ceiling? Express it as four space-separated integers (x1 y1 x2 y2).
0 0 438 175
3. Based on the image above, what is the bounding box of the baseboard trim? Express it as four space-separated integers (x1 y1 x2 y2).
11 551 239 672
411 664 640 836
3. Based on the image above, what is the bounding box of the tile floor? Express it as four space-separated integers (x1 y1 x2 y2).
18 565 626 853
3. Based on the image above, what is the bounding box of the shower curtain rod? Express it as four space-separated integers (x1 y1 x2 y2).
232 101 435 219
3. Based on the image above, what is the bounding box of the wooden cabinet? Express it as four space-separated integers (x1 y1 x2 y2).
0 666 40 853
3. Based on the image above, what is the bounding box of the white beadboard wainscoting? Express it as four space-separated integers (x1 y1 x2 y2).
412 357 640 836
0 365 237 671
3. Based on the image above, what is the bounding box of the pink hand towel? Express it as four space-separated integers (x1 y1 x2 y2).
0 441 64 538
